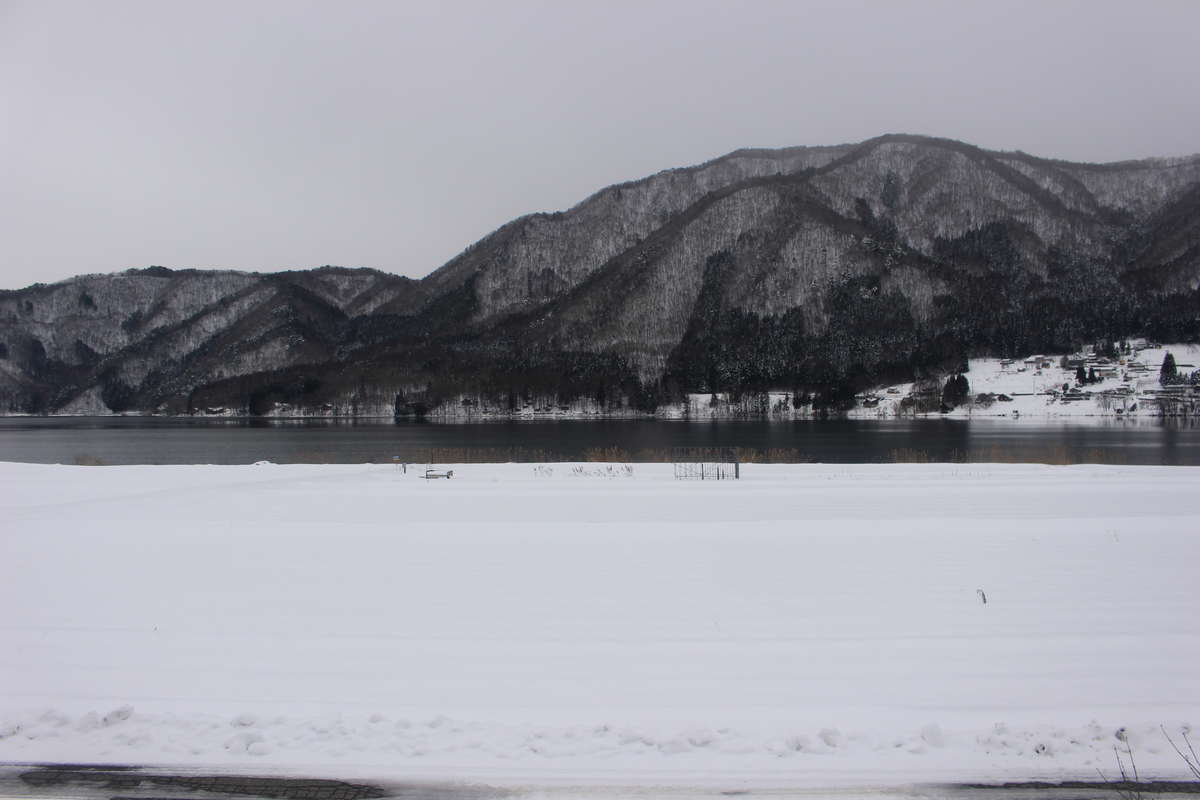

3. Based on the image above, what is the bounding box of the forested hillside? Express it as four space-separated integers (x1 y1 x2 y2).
3 134 1198 416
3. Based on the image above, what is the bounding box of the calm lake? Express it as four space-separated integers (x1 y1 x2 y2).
2 416 1200 465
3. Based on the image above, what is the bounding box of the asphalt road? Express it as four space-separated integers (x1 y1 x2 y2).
3 764 1200 800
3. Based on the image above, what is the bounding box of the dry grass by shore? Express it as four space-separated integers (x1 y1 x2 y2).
369 446 814 464
65 445 1131 466
889 445 1122 465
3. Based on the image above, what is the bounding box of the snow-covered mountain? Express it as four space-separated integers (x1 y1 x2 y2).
3 134 1199 416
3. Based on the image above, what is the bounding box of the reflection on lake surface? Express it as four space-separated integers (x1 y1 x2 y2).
1 416 1199 465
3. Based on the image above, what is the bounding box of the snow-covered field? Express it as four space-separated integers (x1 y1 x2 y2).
2 461 1198 791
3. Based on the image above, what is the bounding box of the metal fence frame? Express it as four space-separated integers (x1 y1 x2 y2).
672 447 740 480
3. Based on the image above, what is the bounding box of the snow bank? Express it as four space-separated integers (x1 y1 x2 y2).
1 461 1197 788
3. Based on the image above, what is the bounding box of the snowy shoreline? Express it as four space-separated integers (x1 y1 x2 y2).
13 343 1197 422
2 461 1197 788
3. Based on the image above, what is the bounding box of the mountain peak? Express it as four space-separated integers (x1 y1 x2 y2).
3 136 1198 417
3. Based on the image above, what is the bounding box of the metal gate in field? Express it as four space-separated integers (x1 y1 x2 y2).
672 447 740 480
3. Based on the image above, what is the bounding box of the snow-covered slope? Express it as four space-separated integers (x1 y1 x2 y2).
848 343 1200 419
1 461 1197 788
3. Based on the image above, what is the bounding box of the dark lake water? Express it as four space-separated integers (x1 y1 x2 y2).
2 416 1200 465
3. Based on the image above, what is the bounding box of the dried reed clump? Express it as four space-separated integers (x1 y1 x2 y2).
736 447 811 464
583 446 633 462
374 446 822 464
583 446 813 463
889 448 934 463
384 447 573 464
889 446 1122 465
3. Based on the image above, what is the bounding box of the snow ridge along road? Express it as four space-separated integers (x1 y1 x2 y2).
1 461 1197 789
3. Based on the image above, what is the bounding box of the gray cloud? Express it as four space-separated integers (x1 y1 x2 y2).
3 0 1198 289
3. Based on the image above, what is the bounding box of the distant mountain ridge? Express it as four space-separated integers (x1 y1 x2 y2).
3 134 1199 416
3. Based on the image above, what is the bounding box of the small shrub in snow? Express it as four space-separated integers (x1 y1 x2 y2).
570 464 634 478
617 728 654 746
1162 726 1200 781
40 709 69 727
819 727 845 748
658 737 691 755
920 724 946 748
785 734 812 752
224 730 268 755
102 705 133 726
1098 726 1200 798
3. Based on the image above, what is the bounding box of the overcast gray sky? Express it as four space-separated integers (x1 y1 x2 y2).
2 0 1198 290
